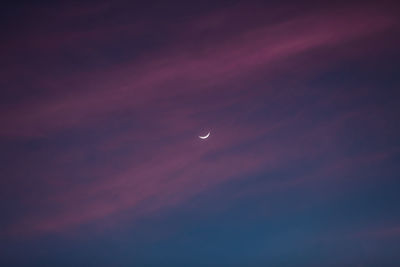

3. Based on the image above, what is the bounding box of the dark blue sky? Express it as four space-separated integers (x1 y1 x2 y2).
1 1 400 266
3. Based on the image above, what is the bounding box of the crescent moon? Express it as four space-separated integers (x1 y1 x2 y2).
199 131 210 139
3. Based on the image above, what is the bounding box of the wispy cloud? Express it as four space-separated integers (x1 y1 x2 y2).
1 2 397 238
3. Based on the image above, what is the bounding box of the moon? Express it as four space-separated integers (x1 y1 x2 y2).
199 131 210 139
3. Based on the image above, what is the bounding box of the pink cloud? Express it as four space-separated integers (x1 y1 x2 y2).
1 6 394 137
1 4 397 237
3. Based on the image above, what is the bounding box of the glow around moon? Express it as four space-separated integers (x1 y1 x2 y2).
199 131 210 139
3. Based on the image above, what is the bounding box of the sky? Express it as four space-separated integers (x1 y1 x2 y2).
1 0 400 266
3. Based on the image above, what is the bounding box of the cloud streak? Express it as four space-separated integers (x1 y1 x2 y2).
1 2 398 241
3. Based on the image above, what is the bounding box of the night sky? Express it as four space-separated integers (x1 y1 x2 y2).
1 1 400 266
